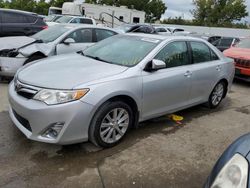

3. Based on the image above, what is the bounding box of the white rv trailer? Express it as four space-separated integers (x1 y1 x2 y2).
48 7 62 15
62 2 145 27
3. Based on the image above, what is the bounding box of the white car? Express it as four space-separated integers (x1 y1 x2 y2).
0 24 119 77
46 15 96 26
155 26 191 36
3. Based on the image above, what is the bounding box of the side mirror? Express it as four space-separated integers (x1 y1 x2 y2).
145 59 166 72
63 38 75 45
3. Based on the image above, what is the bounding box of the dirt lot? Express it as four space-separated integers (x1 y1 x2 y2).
0 80 249 188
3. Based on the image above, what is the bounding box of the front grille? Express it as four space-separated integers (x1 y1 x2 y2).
13 109 32 132
14 80 38 99
234 58 250 68
17 90 36 99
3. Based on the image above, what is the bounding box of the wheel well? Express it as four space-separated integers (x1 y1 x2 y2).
219 79 228 98
29 52 46 58
106 95 139 128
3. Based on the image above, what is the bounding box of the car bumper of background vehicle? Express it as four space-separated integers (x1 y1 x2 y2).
235 66 250 82
8 82 94 145
0 57 27 77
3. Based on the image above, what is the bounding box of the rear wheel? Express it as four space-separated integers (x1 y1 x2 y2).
208 81 226 109
89 101 134 148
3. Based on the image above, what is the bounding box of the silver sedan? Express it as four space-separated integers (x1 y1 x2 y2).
0 24 119 77
8 34 235 148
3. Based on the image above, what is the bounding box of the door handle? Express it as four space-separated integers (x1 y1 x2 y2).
184 71 192 77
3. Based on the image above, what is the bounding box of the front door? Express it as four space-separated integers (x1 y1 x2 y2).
142 41 192 119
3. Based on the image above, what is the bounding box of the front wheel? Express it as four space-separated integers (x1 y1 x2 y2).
89 101 134 148
208 81 226 109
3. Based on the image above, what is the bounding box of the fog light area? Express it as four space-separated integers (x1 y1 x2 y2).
42 122 65 139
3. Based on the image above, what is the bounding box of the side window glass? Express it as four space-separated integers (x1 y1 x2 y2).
155 41 189 68
71 18 80 24
190 42 211 63
2 12 27 23
220 38 233 46
95 29 116 42
211 50 219 61
66 29 92 43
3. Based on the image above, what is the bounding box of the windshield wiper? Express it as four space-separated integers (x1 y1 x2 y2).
80 52 113 64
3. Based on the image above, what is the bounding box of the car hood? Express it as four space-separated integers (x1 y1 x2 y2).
17 53 128 89
0 36 35 51
224 47 250 59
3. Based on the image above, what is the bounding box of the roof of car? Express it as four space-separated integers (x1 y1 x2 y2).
0 8 37 16
53 24 121 33
60 15 94 19
124 33 206 42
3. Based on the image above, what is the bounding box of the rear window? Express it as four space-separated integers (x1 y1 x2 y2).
81 18 93 24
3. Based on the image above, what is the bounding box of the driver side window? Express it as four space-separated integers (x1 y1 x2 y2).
155 41 189 68
66 28 93 43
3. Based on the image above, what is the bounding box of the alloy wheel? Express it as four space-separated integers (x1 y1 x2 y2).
211 83 224 106
100 108 129 144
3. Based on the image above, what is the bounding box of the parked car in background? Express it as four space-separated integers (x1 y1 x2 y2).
212 37 240 52
208 36 222 44
9 34 234 147
47 15 96 26
44 14 63 22
116 24 157 34
154 26 172 35
0 24 119 77
204 133 250 188
0 8 48 37
224 38 250 82
154 26 191 36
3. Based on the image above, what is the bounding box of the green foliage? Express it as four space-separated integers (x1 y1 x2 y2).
85 0 167 22
0 0 72 15
50 0 73 8
192 0 248 26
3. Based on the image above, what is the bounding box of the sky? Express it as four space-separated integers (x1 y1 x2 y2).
162 0 250 22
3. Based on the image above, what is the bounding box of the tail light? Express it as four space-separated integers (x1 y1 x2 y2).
42 25 48 30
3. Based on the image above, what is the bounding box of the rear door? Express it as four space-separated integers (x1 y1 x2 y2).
56 28 94 55
1 11 28 36
188 41 222 104
142 41 192 119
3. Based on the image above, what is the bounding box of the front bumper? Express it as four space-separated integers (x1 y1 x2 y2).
0 57 27 77
8 82 95 144
235 66 250 82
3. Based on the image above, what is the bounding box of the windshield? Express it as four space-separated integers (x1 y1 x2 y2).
83 35 160 67
32 25 71 43
56 16 73 23
235 39 250 49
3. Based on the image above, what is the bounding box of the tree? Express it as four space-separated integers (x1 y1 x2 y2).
50 0 73 8
192 0 248 26
85 0 167 22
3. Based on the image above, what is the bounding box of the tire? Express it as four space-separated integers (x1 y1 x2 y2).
24 55 45 65
89 101 134 148
208 81 227 109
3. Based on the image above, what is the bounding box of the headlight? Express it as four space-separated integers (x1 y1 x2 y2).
33 89 89 105
211 153 248 188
